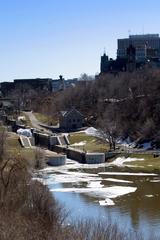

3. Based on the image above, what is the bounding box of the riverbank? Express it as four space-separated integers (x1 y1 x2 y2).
1 127 155 240
36 157 160 240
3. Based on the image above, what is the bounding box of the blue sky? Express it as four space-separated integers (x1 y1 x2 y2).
0 0 160 81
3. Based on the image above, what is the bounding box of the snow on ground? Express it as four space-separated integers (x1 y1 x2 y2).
110 157 144 166
117 137 133 147
70 141 86 146
141 142 152 150
17 128 32 137
84 127 99 137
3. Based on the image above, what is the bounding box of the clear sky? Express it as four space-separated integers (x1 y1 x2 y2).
0 0 160 81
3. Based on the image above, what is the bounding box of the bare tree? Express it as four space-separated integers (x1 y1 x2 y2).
0 128 7 163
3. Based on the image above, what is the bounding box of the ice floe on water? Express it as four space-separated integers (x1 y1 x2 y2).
36 158 157 208
87 181 104 188
99 172 158 176
40 171 102 186
99 199 115 206
51 186 137 206
104 178 133 183
145 195 154 198
150 179 160 183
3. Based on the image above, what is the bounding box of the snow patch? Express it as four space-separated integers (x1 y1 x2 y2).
85 127 99 137
141 142 152 150
110 157 144 166
71 141 86 146
17 128 32 137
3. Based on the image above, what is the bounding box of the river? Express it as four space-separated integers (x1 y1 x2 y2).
36 158 160 239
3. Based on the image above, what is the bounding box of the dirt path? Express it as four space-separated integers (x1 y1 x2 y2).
23 111 52 133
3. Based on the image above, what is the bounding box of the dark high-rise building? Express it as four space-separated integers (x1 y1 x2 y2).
117 34 160 62
126 44 136 72
100 53 109 73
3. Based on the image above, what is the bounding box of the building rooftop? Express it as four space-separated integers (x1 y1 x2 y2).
129 34 159 39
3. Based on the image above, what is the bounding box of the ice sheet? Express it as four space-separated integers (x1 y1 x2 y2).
99 199 115 206
145 195 154 197
99 172 157 176
104 178 133 183
87 181 104 188
51 186 137 199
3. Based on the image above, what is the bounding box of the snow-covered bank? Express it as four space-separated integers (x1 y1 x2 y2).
110 157 144 166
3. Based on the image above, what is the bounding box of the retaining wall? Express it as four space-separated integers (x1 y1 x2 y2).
46 155 66 166
85 153 105 164
53 145 85 163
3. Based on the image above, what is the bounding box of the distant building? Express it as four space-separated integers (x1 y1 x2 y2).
0 82 15 96
100 53 109 73
0 98 15 114
126 44 136 72
59 108 85 130
14 78 53 92
52 76 78 92
100 33 160 74
117 34 160 62
65 78 78 88
0 76 78 97
100 53 127 74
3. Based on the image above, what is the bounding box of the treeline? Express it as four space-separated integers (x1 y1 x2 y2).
9 66 160 144
40 67 160 144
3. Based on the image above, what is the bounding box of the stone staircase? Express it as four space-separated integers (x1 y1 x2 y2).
19 136 32 148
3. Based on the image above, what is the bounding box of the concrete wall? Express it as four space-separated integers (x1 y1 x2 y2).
85 153 105 164
50 136 59 146
47 155 66 166
67 148 85 163
34 132 50 148
105 152 118 160
53 145 85 163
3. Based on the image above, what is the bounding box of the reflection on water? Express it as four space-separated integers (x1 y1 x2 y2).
37 159 160 238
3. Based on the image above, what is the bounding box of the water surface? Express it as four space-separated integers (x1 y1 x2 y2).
37 159 160 238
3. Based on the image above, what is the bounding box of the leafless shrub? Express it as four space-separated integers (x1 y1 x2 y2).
0 128 7 163
34 147 45 169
